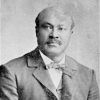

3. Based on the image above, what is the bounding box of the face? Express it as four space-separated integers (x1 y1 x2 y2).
36 8 73 57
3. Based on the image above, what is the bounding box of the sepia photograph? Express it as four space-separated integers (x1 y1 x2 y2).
0 0 99 100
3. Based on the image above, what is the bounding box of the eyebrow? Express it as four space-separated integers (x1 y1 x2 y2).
40 21 67 28
58 24 65 26
41 22 52 26
57 24 67 28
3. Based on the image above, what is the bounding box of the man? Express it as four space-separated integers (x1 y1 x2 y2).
0 6 99 100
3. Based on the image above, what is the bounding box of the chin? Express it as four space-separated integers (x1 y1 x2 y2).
41 45 66 56
45 48 62 56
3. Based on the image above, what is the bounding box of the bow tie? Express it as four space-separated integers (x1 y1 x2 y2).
46 62 73 78
46 62 65 69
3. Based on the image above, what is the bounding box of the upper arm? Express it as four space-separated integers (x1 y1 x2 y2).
0 65 18 100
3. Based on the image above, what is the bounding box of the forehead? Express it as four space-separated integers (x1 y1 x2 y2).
38 7 72 26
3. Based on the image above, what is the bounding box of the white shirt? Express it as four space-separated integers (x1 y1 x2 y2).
39 50 65 89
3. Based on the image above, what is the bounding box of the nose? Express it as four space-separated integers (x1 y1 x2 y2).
49 28 59 38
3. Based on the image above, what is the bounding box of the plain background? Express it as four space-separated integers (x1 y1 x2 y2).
0 0 100 89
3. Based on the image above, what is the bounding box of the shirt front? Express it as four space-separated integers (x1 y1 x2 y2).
39 50 65 89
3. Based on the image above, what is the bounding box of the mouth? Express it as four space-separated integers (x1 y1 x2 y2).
46 40 62 46
47 41 58 45
46 41 61 47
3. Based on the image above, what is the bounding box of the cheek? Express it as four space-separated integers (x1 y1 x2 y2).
61 32 71 43
37 30 49 43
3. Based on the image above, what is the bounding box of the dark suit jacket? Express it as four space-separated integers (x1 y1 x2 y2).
0 47 99 100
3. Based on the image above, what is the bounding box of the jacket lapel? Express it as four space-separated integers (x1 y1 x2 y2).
26 47 79 100
26 47 59 99
32 64 59 99
61 56 79 100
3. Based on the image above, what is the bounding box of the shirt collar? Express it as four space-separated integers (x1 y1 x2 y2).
39 50 65 66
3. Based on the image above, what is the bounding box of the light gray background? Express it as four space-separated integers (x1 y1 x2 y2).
1 0 100 89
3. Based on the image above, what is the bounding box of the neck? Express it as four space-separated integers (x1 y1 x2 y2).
38 46 65 63
45 52 65 63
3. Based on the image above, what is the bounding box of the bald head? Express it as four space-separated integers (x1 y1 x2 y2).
35 6 75 30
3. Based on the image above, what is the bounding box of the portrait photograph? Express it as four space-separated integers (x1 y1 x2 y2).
0 0 99 100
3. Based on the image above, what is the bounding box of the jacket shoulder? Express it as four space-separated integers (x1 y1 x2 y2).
1 55 26 74
67 56 94 79
5 56 26 67
77 60 94 77
0 48 39 74
72 57 95 83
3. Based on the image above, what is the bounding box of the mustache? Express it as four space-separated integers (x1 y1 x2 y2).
46 38 62 45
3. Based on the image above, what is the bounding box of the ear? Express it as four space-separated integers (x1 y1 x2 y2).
70 28 74 34
71 31 73 34
35 26 39 37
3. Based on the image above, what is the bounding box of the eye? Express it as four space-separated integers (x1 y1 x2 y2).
58 27 66 31
58 27 63 30
41 24 52 30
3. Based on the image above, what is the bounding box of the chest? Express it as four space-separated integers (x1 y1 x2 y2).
17 70 90 100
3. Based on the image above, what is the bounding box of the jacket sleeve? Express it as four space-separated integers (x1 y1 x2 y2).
0 65 18 100
87 70 99 100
